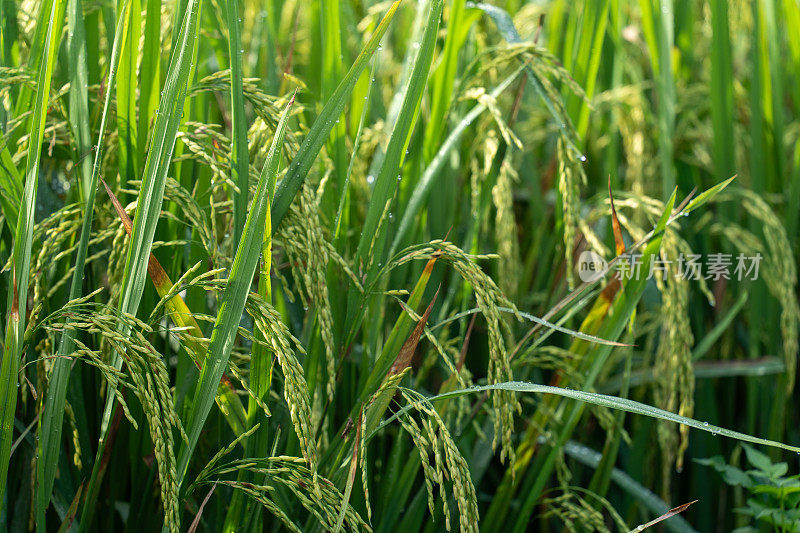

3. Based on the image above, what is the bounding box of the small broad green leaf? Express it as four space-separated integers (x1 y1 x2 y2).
683 175 737 215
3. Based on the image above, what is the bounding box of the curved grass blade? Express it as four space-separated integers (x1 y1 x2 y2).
0 0 67 508
390 67 523 256
224 0 249 247
353 0 443 272
375 381 800 454
35 1 131 526
270 0 401 231
176 96 295 491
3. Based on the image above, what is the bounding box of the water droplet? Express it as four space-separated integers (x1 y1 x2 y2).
579 154 586 162
703 422 709 427
366 175 375 184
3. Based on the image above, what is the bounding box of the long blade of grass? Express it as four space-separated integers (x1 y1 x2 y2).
422 0 470 161
224 0 249 247
98 0 201 425
221 89 284 531
35 0 131 525
0 0 67 508
176 96 294 491
0 0 19 69
137 0 162 166
115 0 141 184
65 0 92 200
639 0 675 198
573 0 609 138
709 0 735 193
333 56 377 240
82 1 202 524
374 380 800 454
10 0 61 140
351 0 442 301
270 0 401 231
390 67 523 255
115 0 201 321
320 0 349 224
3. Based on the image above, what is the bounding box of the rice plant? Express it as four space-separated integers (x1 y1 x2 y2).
1 0 799 531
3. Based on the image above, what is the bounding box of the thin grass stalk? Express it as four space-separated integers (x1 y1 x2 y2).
0 0 67 507
35 0 131 525
115 0 141 184
66 0 92 199
224 0 250 247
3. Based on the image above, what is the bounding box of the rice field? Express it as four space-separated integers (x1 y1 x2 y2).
1 0 799 531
